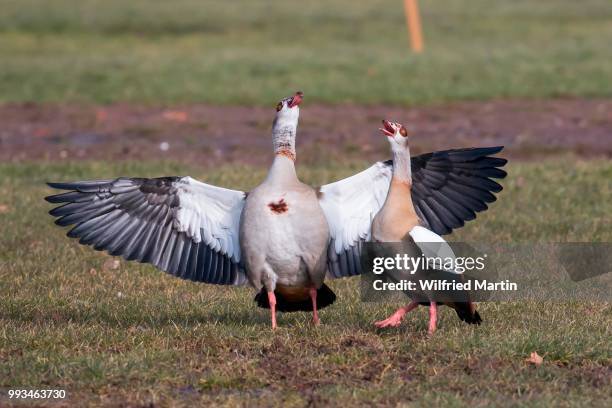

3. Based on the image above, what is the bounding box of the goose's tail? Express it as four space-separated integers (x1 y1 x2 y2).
254 284 336 312
450 301 482 325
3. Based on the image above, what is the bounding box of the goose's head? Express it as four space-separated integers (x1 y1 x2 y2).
379 120 409 151
273 91 303 132
380 120 412 182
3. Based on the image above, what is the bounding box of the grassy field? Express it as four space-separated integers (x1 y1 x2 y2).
1 0 612 104
1 159 610 406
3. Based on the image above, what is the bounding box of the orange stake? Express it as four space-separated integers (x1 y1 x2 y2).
404 0 424 53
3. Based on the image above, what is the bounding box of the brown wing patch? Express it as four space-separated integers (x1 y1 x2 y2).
268 198 288 214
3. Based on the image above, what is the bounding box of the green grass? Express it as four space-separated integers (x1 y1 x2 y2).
0 0 611 104
0 159 611 406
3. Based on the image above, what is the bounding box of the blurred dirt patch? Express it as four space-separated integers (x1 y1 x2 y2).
0 99 610 165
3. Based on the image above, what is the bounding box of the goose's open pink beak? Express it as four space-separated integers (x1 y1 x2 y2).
380 119 396 136
288 91 303 108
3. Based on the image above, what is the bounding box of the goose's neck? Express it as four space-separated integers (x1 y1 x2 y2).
272 125 296 162
267 126 298 184
392 145 412 186
267 154 297 183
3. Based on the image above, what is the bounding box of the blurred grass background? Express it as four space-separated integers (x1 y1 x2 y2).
1 0 611 104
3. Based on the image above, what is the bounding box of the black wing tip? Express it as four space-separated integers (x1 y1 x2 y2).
417 146 507 167
472 145 504 156
489 179 505 193
48 205 64 216
46 179 116 189
455 145 506 158
485 145 504 155
45 192 76 203
46 181 86 190
480 146 508 176
46 181 69 191
45 179 115 202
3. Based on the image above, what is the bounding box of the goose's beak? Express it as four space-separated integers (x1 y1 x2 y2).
379 120 396 136
288 91 303 108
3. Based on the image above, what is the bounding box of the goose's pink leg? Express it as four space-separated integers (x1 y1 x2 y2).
268 291 277 330
374 301 419 328
428 302 438 335
309 287 320 325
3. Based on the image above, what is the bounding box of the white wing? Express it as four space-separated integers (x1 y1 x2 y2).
318 162 392 277
46 176 247 285
175 177 244 261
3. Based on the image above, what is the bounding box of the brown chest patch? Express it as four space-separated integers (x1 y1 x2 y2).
268 198 288 214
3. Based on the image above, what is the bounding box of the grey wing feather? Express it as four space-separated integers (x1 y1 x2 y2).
45 177 247 285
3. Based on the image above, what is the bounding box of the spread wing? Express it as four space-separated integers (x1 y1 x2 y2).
410 146 507 234
318 162 392 278
45 176 248 285
319 146 507 278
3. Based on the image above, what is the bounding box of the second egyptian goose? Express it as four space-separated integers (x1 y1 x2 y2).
371 120 483 334
318 132 507 281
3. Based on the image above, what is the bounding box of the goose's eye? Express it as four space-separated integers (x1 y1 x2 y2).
399 126 408 137
276 102 283 112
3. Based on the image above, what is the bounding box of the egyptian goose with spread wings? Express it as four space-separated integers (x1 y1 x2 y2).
47 92 332 329
318 132 506 281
